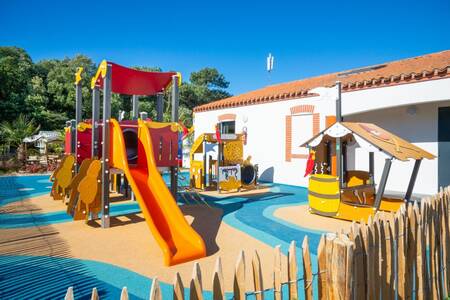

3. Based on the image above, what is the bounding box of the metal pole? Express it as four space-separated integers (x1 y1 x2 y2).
335 81 344 190
170 76 179 197
70 119 76 155
156 92 164 122
369 152 375 184
203 138 207 188
336 81 342 122
132 95 139 120
91 86 100 158
101 64 112 228
404 159 422 202
374 158 393 209
75 82 82 172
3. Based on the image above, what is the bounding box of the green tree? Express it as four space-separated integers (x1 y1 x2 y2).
0 114 40 161
180 67 231 110
0 47 35 123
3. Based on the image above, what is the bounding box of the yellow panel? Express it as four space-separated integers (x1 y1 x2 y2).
335 202 376 223
379 198 404 212
190 160 204 189
223 140 243 165
308 194 340 214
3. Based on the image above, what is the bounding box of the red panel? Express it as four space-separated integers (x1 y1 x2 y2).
149 126 179 167
95 62 176 96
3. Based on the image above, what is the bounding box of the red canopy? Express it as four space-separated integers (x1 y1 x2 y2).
92 60 177 96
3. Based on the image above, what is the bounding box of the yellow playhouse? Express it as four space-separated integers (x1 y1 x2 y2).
302 121 435 222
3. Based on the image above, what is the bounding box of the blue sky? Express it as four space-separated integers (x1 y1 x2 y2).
1 0 449 95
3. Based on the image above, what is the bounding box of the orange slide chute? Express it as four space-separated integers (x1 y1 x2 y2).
109 119 206 266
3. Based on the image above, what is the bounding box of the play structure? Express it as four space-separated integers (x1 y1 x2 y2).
303 83 435 222
189 126 258 192
52 61 206 266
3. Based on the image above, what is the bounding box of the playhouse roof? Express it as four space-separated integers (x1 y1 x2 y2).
91 60 177 96
303 122 435 161
194 50 450 112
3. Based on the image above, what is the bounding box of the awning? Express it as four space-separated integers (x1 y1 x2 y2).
302 122 435 161
91 60 177 96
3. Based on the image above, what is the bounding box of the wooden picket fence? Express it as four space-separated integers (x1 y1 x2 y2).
64 186 450 300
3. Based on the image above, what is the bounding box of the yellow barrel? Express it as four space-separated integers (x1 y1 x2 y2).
308 174 340 216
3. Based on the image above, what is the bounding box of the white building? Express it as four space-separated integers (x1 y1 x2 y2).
193 50 450 195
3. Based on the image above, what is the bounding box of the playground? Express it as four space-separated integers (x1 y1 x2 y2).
0 172 343 299
1 59 447 300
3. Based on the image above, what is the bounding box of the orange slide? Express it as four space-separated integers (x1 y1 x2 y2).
109 119 206 266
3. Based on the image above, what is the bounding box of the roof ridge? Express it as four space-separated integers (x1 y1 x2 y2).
194 49 450 112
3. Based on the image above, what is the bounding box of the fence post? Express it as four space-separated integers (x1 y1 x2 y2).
190 262 204 300
252 250 264 300
65 287 74 300
233 250 246 300
352 225 366 299
149 278 162 300
317 235 328 300
326 233 337 299
212 257 225 300
302 236 313 300
397 210 407 299
273 245 282 300
91 287 99 300
173 272 185 300
406 204 416 299
372 218 380 300
288 241 298 300
120 287 129 300
362 219 375 299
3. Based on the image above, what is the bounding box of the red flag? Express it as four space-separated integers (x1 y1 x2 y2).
215 124 222 143
304 151 315 177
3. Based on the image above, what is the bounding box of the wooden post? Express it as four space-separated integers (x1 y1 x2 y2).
326 233 337 299
190 262 204 300
363 218 375 299
351 226 366 299
372 219 381 300
385 218 395 299
65 287 74 300
233 251 246 300
287 241 298 300
273 245 282 300
302 236 313 300
252 250 264 300
120 287 129 300
331 237 349 299
317 235 328 300
90 288 99 300
405 204 417 299
149 278 162 300
212 257 225 300
173 272 185 300
397 211 407 299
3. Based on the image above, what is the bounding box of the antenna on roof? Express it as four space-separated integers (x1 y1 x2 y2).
267 53 274 83
267 53 274 73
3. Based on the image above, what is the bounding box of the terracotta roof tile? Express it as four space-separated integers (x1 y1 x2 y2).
194 50 450 112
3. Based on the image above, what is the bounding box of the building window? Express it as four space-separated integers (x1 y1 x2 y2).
220 121 235 135
285 104 320 161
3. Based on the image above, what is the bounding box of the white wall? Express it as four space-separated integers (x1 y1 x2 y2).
194 78 450 195
346 101 450 195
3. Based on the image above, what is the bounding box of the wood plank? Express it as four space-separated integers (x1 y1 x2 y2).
252 250 264 300
317 235 328 300
173 272 185 300
212 257 225 300
364 220 375 299
331 237 348 299
377 219 388 299
372 218 380 300
233 250 246 300
120 287 129 300
352 227 366 299
385 219 395 300
326 233 337 299
302 236 313 300
430 198 439 299
273 245 282 300
342 234 354 300
65 287 74 300
149 278 162 300
287 241 298 300
406 204 416 299
90 288 99 300
190 262 204 300
397 211 406 299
